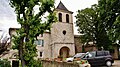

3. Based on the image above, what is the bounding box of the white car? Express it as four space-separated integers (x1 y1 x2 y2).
66 53 85 62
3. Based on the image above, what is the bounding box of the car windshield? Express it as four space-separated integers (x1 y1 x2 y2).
73 53 85 58
82 51 96 58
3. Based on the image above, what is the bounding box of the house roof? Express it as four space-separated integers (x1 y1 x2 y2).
56 1 73 14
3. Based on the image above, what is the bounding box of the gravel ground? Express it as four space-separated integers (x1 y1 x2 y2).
112 60 120 67
100 60 120 67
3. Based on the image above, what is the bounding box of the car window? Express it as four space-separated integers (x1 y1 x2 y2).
97 51 104 56
74 53 85 58
104 51 110 56
89 52 96 58
83 52 95 58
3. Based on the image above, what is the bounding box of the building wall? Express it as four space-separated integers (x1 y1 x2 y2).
51 23 74 44
49 9 75 58
55 10 73 24
74 35 83 53
84 45 97 52
36 32 51 58
111 45 119 59
52 43 75 58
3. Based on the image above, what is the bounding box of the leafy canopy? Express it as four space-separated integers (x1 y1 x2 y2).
9 0 56 67
76 0 120 50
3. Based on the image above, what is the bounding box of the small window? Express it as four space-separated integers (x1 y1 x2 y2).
63 30 66 35
66 14 69 23
38 39 44 46
59 13 62 22
34 39 44 46
34 41 38 45
40 52 43 57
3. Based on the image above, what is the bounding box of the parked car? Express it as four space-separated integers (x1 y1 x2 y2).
66 53 85 62
81 51 114 67
66 53 90 67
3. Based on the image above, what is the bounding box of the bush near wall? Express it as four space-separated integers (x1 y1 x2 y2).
0 59 11 67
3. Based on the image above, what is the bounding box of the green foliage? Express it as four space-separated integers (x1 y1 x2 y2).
27 59 42 67
76 5 112 50
76 0 120 50
98 0 120 44
0 59 11 67
9 0 56 67
75 5 98 44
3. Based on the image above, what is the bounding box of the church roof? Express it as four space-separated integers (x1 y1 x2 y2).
56 1 73 14
56 1 68 11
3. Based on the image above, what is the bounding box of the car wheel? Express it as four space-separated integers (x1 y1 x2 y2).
106 61 112 67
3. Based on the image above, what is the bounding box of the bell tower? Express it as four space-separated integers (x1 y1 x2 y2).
50 1 75 59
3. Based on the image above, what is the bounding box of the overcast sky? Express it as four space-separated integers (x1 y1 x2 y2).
0 0 98 35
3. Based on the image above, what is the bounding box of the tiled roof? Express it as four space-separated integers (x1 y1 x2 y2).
56 1 68 11
56 1 73 14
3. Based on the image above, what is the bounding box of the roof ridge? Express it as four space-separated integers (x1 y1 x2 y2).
56 1 68 11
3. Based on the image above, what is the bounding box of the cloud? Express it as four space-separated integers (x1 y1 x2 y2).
0 0 98 35
0 0 17 27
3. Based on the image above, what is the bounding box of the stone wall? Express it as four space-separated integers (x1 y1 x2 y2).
74 35 82 53
51 22 74 44
55 9 73 24
84 45 97 52
111 45 119 59
41 60 79 67
53 43 75 58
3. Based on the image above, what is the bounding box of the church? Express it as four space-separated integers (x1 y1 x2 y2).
8 1 83 60
35 1 75 59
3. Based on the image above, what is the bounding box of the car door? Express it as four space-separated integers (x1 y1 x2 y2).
82 52 96 66
94 51 105 65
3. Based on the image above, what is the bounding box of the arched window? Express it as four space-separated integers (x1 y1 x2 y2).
59 13 62 22
66 14 69 23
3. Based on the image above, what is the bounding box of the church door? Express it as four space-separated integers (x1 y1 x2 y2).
59 47 70 58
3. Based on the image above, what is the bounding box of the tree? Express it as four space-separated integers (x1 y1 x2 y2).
75 4 112 50
76 5 110 49
75 5 98 43
76 0 120 50
98 0 120 44
0 32 10 55
9 0 56 67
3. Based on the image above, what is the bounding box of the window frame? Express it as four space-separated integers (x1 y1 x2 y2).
35 39 44 47
39 52 43 57
59 13 62 22
66 14 69 23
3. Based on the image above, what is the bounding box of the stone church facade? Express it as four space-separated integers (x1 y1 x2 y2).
36 1 75 59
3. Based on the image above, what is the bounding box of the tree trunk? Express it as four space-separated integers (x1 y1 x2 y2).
19 37 25 67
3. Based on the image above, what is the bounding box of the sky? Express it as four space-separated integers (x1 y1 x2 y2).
0 0 98 35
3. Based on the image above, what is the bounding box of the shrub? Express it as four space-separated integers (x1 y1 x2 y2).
0 59 11 67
